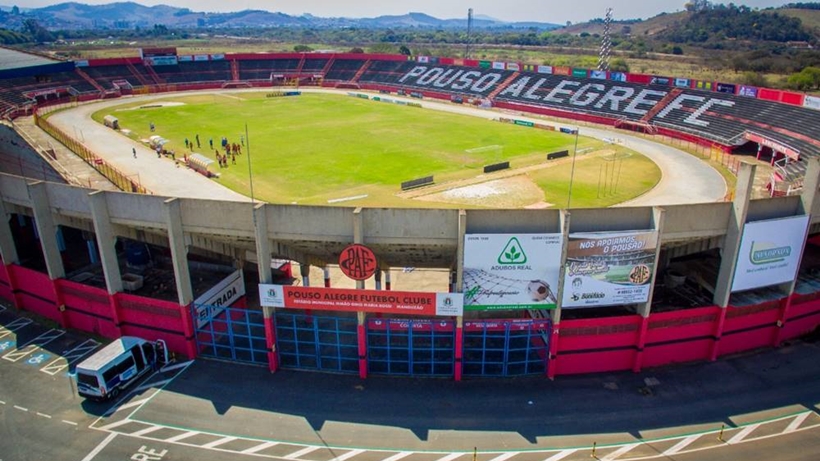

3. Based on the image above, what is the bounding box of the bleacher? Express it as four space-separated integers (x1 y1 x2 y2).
152 61 231 83
360 62 514 97
324 59 367 81
81 64 144 90
0 70 98 108
359 60 414 85
301 58 329 73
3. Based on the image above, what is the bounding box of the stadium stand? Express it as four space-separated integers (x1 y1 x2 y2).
325 59 367 81
153 61 232 83
81 64 146 90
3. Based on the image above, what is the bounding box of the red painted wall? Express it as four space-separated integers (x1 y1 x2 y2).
115 293 188 353
643 306 719 367
720 300 781 356
554 315 641 375
10 265 59 322
782 296 820 340
57 279 118 338
0 257 12 303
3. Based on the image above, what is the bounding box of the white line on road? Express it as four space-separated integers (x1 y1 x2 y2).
107 398 150 415
0 400 5 404
80 432 117 461
202 436 238 449
727 424 760 444
160 360 193 373
36 412 52 419
241 441 279 454
542 450 577 461
380 451 412 461
97 419 134 431
600 443 639 461
784 412 812 433
62 420 78 426
285 446 321 459
486 452 517 461
663 434 703 455
329 449 365 461
165 431 200 443
13 405 28 412
129 425 164 437
435 453 465 461
134 378 173 393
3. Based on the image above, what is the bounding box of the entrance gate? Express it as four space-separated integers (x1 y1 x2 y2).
194 305 268 366
367 318 455 377
274 312 359 373
462 318 550 377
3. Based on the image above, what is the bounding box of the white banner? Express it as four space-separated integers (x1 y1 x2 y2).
492 61 506 70
463 234 563 310
732 215 810 292
194 270 246 328
537 65 553 74
506 62 520 71
804 95 820 111
562 231 658 308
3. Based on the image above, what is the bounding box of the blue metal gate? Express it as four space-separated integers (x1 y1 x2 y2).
367 318 455 376
194 305 268 366
274 312 359 373
462 318 550 377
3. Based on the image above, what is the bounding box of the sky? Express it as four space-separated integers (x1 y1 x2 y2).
11 0 792 23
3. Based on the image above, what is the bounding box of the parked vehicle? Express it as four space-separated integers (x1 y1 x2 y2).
74 336 167 401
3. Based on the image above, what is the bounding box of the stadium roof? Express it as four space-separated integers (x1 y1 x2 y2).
0 47 60 72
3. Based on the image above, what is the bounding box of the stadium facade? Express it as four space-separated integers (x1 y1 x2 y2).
1 48 820 379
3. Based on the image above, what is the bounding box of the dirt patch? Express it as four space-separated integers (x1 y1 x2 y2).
414 175 546 208
119 102 187 111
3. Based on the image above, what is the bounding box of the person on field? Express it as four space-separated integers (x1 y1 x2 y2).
184 138 189 149
195 134 200 148
132 147 136 158
209 138 213 149
149 122 155 132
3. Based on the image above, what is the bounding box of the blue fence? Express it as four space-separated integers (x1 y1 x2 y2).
194 305 268 366
367 318 455 376
274 312 359 373
462 319 550 377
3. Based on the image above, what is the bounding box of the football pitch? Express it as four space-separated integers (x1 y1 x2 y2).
93 92 660 208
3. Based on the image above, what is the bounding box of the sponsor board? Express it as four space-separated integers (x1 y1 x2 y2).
804 95 820 111
537 65 553 74
738 85 758 97
194 270 246 328
675 78 690 88
562 231 658 308
732 215 810 292
590 70 607 79
259 284 463 316
463 234 563 310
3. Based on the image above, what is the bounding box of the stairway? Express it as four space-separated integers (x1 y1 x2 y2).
487 72 519 100
230 59 240 81
74 67 105 93
641 88 682 122
125 61 151 86
321 56 336 76
144 64 166 85
296 55 306 74
351 60 371 83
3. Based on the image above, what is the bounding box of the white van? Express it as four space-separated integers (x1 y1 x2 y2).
74 336 168 401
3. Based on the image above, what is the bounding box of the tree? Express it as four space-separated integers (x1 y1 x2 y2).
293 45 314 52
398 45 412 56
740 71 768 87
22 19 53 42
609 58 630 73
349 47 364 54
367 43 395 54
787 67 820 90
11 5 19 15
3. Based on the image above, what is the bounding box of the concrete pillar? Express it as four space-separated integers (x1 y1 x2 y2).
384 270 391 290
28 181 68 327
0 197 20 309
713 162 756 308
164 198 193 306
353 207 367 377
300 263 310 287
164 198 196 358
254 204 278 373
89 191 124 336
374 268 382 290
353 207 365 290
28 181 64 280
323 266 331 287
633 206 665 373
548 209 571 380
454 210 466 381
774 157 820 346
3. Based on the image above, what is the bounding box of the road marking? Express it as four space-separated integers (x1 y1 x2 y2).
4 329 64 362
600 443 639 461
202 436 238 449
0 400 5 405
97 419 135 431
13 405 28 411
134 378 173 393
784 412 811 433
435 453 465 461
17 328 64 349
160 360 193 372
285 446 321 459
130 425 164 437
663 434 702 455
106 398 151 416
165 431 200 443
380 451 412 461
727 423 760 444
80 432 117 461
542 450 577 461
487 453 517 461
42 339 100 375
329 449 365 461
36 412 52 419
0 318 32 338
62 420 78 426
241 441 279 454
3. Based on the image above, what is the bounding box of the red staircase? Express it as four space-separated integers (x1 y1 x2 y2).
125 61 151 86
230 59 240 81
321 56 336 76
74 68 105 93
144 65 166 85
487 72 520 100
351 60 372 83
640 88 682 122
296 55 306 73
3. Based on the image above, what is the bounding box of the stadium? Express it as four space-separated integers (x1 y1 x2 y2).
0 46 820 380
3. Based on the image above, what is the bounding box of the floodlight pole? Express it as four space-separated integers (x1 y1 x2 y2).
246 123 256 223
566 127 580 209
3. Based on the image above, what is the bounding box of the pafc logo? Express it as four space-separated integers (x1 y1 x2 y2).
339 244 378 281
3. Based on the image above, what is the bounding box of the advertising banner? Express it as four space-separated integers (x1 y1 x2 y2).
716 82 737 94
537 65 553 74
194 54 209 61
178 55 193 62
738 85 758 98
572 68 588 78
463 234 563 310
258 284 463 316
590 70 607 79
74 60 89 67
194 270 245 328
418 56 429 63
507 62 520 71
674 78 690 88
610 72 627 82
804 95 820 111
492 61 506 70
562 231 658 308
732 215 810 292
211 54 225 60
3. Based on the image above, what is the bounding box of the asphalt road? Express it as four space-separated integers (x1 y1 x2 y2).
1 307 819 461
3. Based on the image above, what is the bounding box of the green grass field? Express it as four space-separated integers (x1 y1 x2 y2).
93 92 660 208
